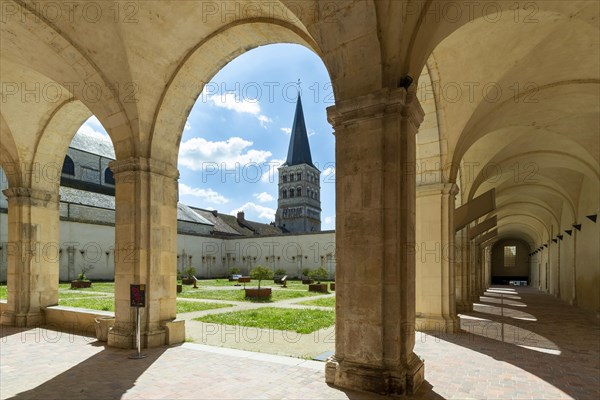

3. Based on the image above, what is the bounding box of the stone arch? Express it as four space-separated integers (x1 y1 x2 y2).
149 19 334 168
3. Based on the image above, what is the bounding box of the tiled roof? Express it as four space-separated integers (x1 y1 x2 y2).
70 131 116 159
59 187 213 225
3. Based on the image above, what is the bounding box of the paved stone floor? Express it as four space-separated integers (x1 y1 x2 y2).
1 286 598 399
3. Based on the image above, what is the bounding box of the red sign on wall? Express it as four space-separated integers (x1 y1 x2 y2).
130 284 146 307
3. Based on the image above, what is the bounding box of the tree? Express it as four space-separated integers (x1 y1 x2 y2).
308 267 329 284
250 265 274 289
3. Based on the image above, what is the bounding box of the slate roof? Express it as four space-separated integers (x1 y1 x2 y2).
191 208 243 236
70 131 116 159
191 207 284 237
59 187 213 225
284 95 316 168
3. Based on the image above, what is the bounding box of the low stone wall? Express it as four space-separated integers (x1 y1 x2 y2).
44 305 114 336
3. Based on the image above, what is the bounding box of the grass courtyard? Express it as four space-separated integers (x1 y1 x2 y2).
1 280 337 354
194 307 335 334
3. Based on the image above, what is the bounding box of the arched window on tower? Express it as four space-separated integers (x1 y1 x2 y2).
289 189 294 198
296 187 301 197
282 174 287 183
62 155 75 176
282 189 287 199
104 168 115 185
297 172 302 181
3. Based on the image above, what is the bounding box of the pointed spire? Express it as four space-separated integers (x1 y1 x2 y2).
285 94 315 168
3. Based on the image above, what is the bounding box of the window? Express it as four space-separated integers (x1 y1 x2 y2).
62 156 75 176
297 172 302 181
282 174 287 183
296 187 301 197
289 190 294 198
290 174 294 182
282 189 287 199
504 246 517 267
104 168 115 185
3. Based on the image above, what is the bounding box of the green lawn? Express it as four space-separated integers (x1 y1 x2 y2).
194 307 335 334
59 296 115 311
59 282 116 293
297 296 336 308
187 279 306 288
178 288 323 302
59 296 234 314
175 300 234 313
58 291 110 299
0 284 6 300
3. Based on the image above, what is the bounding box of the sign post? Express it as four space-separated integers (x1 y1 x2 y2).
129 284 147 359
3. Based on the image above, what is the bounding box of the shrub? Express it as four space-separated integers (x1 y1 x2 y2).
301 268 311 278
275 268 286 276
250 265 274 289
308 267 329 283
184 266 196 278
229 267 241 275
77 264 94 281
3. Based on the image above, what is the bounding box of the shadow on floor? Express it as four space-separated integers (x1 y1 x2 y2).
7 344 167 400
435 286 600 400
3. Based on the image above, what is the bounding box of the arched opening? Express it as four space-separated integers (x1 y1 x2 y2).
61 156 75 176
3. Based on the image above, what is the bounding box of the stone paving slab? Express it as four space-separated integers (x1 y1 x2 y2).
1 286 598 400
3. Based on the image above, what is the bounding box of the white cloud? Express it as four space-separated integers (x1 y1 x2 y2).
231 202 276 221
258 115 272 128
261 158 285 183
184 121 192 131
76 116 111 141
308 129 316 137
179 183 229 204
211 93 260 114
323 216 335 230
179 137 272 171
281 127 292 135
254 192 274 203
322 167 336 179
209 93 272 128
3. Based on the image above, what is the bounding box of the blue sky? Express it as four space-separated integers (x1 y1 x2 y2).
76 44 336 229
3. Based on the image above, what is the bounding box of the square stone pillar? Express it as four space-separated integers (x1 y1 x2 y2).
415 183 460 333
455 229 472 312
470 240 482 302
107 157 183 349
0 188 60 327
325 88 425 396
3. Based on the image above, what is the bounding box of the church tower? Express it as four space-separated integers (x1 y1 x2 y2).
275 95 321 233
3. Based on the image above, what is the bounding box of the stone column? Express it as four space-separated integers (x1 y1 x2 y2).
325 88 425 396
470 242 483 301
415 183 460 333
107 157 183 348
1 187 60 327
455 229 472 312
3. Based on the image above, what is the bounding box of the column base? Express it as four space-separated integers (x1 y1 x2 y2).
1 311 44 327
107 323 180 348
456 303 473 313
325 354 424 396
416 315 460 333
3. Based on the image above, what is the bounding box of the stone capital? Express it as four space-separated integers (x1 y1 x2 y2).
108 157 179 181
2 187 60 207
416 182 459 198
327 87 424 129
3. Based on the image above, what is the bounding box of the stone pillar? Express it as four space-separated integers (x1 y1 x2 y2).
325 88 425 396
107 157 183 349
415 183 460 333
1 188 60 327
455 229 472 312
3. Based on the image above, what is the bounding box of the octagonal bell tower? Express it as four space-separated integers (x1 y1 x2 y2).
275 94 321 233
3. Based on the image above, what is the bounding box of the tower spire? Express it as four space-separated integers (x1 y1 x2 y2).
285 93 315 168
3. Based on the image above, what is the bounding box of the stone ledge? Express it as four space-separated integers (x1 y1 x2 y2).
44 305 114 336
